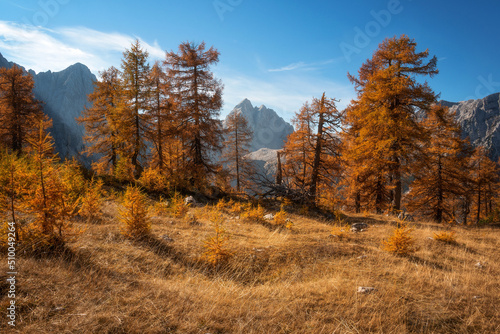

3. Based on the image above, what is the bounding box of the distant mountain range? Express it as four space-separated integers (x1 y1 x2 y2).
1 52 499 170
0 52 96 163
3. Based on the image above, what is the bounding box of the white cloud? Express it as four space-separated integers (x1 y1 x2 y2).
0 20 355 123
0 21 165 73
268 58 343 73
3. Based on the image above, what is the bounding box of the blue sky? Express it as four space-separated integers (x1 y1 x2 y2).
0 0 499 121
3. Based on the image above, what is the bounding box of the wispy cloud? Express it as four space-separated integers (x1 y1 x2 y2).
268 58 342 72
217 67 354 121
0 20 354 122
0 21 164 73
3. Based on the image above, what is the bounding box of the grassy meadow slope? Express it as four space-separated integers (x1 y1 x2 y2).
1 198 499 333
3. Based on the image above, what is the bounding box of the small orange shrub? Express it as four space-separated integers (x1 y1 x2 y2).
119 186 151 238
433 230 457 244
382 222 417 255
203 212 233 267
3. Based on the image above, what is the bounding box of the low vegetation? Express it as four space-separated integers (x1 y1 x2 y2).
1 192 498 334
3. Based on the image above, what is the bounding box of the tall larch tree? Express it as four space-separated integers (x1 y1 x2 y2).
0 65 44 155
146 61 175 173
406 105 470 223
120 39 151 178
346 35 438 212
78 66 122 175
221 111 253 192
468 147 498 224
283 102 314 194
165 41 224 186
283 95 343 204
342 101 391 214
308 93 343 203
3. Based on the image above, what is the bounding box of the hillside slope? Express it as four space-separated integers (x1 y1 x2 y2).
1 198 498 333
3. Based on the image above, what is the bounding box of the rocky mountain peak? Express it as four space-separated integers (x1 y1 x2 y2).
441 92 500 161
225 98 294 152
0 52 96 163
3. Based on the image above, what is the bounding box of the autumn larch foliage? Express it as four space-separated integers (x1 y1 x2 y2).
165 41 224 187
119 40 151 179
345 34 438 213
119 185 151 238
203 211 233 267
77 66 122 175
406 105 471 223
0 65 45 155
282 93 343 204
468 146 498 224
79 178 105 223
382 221 417 256
146 60 177 174
25 122 82 244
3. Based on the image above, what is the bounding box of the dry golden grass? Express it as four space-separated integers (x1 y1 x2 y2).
1 201 499 333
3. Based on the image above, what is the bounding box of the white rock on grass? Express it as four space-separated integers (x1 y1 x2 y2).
357 287 376 294
264 213 274 220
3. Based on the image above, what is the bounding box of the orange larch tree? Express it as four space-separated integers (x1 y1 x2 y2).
164 41 224 186
119 40 151 179
146 61 175 173
283 94 343 204
346 35 438 213
78 66 122 175
468 146 498 224
0 65 44 155
406 105 471 223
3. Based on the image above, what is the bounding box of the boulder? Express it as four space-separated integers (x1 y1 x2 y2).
351 223 368 232
184 196 196 206
357 287 376 294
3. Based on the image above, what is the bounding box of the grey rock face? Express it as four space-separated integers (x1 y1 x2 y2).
33 63 96 163
0 53 16 69
245 147 281 178
224 99 294 152
440 92 500 161
0 53 96 164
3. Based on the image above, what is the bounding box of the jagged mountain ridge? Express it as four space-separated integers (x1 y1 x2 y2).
0 52 96 163
224 98 294 152
440 92 500 161
224 99 293 178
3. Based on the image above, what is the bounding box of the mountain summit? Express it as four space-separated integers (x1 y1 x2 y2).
225 98 294 152
0 53 96 163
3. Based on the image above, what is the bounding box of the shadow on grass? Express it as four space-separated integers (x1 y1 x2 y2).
134 234 191 266
408 255 451 271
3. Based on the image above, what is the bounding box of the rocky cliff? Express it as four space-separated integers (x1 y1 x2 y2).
33 63 96 162
224 99 294 152
0 53 96 163
440 92 500 161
